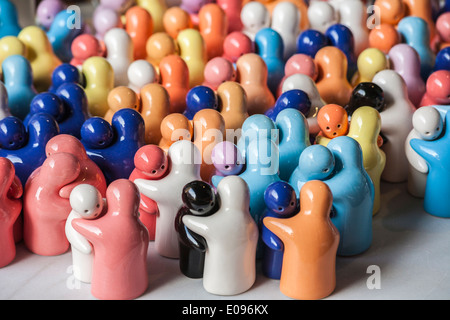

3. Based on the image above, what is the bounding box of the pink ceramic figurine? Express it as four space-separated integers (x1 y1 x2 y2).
420 70 450 107
0 158 22 268
71 179 149 300
202 57 236 91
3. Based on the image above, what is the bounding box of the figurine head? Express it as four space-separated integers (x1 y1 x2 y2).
45 134 88 159
222 31 254 63
346 82 385 116
182 180 218 215
134 144 169 179
264 181 297 217
51 63 82 92
30 93 66 122
71 34 104 62
412 106 443 141
298 144 335 181
80 117 114 149
273 89 311 119
317 104 349 139
425 70 450 105
296 29 329 58
36 0 65 29
240 1 270 35
185 85 218 115
70 184 104 219
211 141 244 176
0 116 27 150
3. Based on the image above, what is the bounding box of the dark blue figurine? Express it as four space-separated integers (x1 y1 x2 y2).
46 10 83 63
261 181 297 279
296 29 329 58
0 0 21 38
326 24 357 81
183 85 218 120
265 89 311 121
49 63 84 93
81 108 145 184
434 46 450 71
0 113 60 185
2 55 38 120
254 27 285 96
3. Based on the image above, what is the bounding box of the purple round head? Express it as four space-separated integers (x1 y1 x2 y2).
93 7 121 39
211 141 244 176
36 0 65 29
180 0 213 14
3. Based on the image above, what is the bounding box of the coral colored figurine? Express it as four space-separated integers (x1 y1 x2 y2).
198 3 227 60
263 180 339 300
182 175 259 296
70 34 104 69
134 140 202 258
368 23 401 55
420 70 450 107
65 184 104 283
222 31 254 64
0 157 22 268
175 180 219 278
159 54 190 114
71 179 149 300
315 104 349 146
129 144 169 241
260 181 297 279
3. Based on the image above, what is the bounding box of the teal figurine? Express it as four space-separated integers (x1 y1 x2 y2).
410 111 450 218
0 0 21 37
2 55 37 120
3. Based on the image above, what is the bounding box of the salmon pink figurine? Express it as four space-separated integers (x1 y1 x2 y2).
420 70 450 107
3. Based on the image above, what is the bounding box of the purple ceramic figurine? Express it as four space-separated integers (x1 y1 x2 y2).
211 141 244 180
36 0 65 30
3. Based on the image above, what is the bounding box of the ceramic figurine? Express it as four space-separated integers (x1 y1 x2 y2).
145 32 178 72
337 0 370 56
159 54 190 114
307 0 338 34
140 83 171 145
159 113 193 152
248 0 309 30
403 0 436 41
271 1 301 61
315 104 349 146
81 108 145 184
0 157 22 268
163 6 193 39
374 0 405 25
184 85 219 120
70 34 104 69
18 26 62 92
368 23 401 55
92 6 122 41
48 63 83 94
177 28 207 88
0 113 59 186
211 141 244 178
104 28 134 87
420 70 450 107
405 106 443 198
104 86 140 124
193 109 225 182
434 47 450 72
0 36 27 75
240 1 270 41
372 70 415 183
216 0 243 33
182 175 258 296
134 140 202 258
0 82 11 120
345 82 386 117
436 12 450 51
347 107 386 215
325 24 357 81
222 31 254 64
71 179 149 300
125 6 153 61
352 48 388 86
279 54 319 96
0 0 21 38
410 111 450 217
260 181 297 279
175 180 219 278
138 0 167 33
65 184 104 283
180 0 213 27
216 81 248 136
129 144 169 241
202 57 236 91
82 57 115 117
198 3 227 61
263 180 339 300
296 29 329 58
315 46 353 107
236 53 275 115
265 89 311 123
397 16 435 81
1 54 37 120
388 43 426 108
35 0 65 30
127 59 157 94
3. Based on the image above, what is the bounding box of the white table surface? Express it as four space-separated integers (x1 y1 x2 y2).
1 181 449 301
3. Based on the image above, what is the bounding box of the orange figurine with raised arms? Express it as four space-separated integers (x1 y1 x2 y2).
263 180 339 300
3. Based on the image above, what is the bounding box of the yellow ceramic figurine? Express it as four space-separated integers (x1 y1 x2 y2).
0 36 26 76
138 0 167 33
352 48 389 86
177 28 207 88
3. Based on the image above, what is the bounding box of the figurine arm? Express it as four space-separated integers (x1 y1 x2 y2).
261 226 284 251
405 134 429 174
263 217 292 246
65 217 92 254
71 218 102 245
182 215 210 239
211 175 224 188
7 175 23 199
134 178 169 202
409 138 435 170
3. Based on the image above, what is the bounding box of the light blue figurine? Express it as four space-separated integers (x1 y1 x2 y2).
410 111 450 218
275 108 310 181
0 0 21 38
47 10 83 63
2 55 38 120
397 16 436 81
254 28 285 97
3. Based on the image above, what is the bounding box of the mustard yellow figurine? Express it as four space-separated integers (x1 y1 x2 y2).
82 57 115 117
0 36 26 77
352 48 389 86
347 106 386 215
138 0 167 33
177 28 207 88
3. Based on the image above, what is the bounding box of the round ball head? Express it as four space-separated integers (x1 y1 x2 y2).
134 144 169 178
346 82 385 115
264 181 297 217
182 180 217 215
70 184 104 219
80 117 114 149
0 116 27 150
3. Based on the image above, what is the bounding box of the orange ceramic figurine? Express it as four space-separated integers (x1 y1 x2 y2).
263 180 339 300
315 104 349 146
125 5 154 61
236 53 275 115
315 46 353 106
104 86 140 124
159 54 190 114
374 0 405 25
145 32 178 72
140 83 171 145
403 0 436 43
198 3 228 61
193 109 226 182
159 113 193 152
368 23 401 55
216 81 249 137
162 6 193 39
